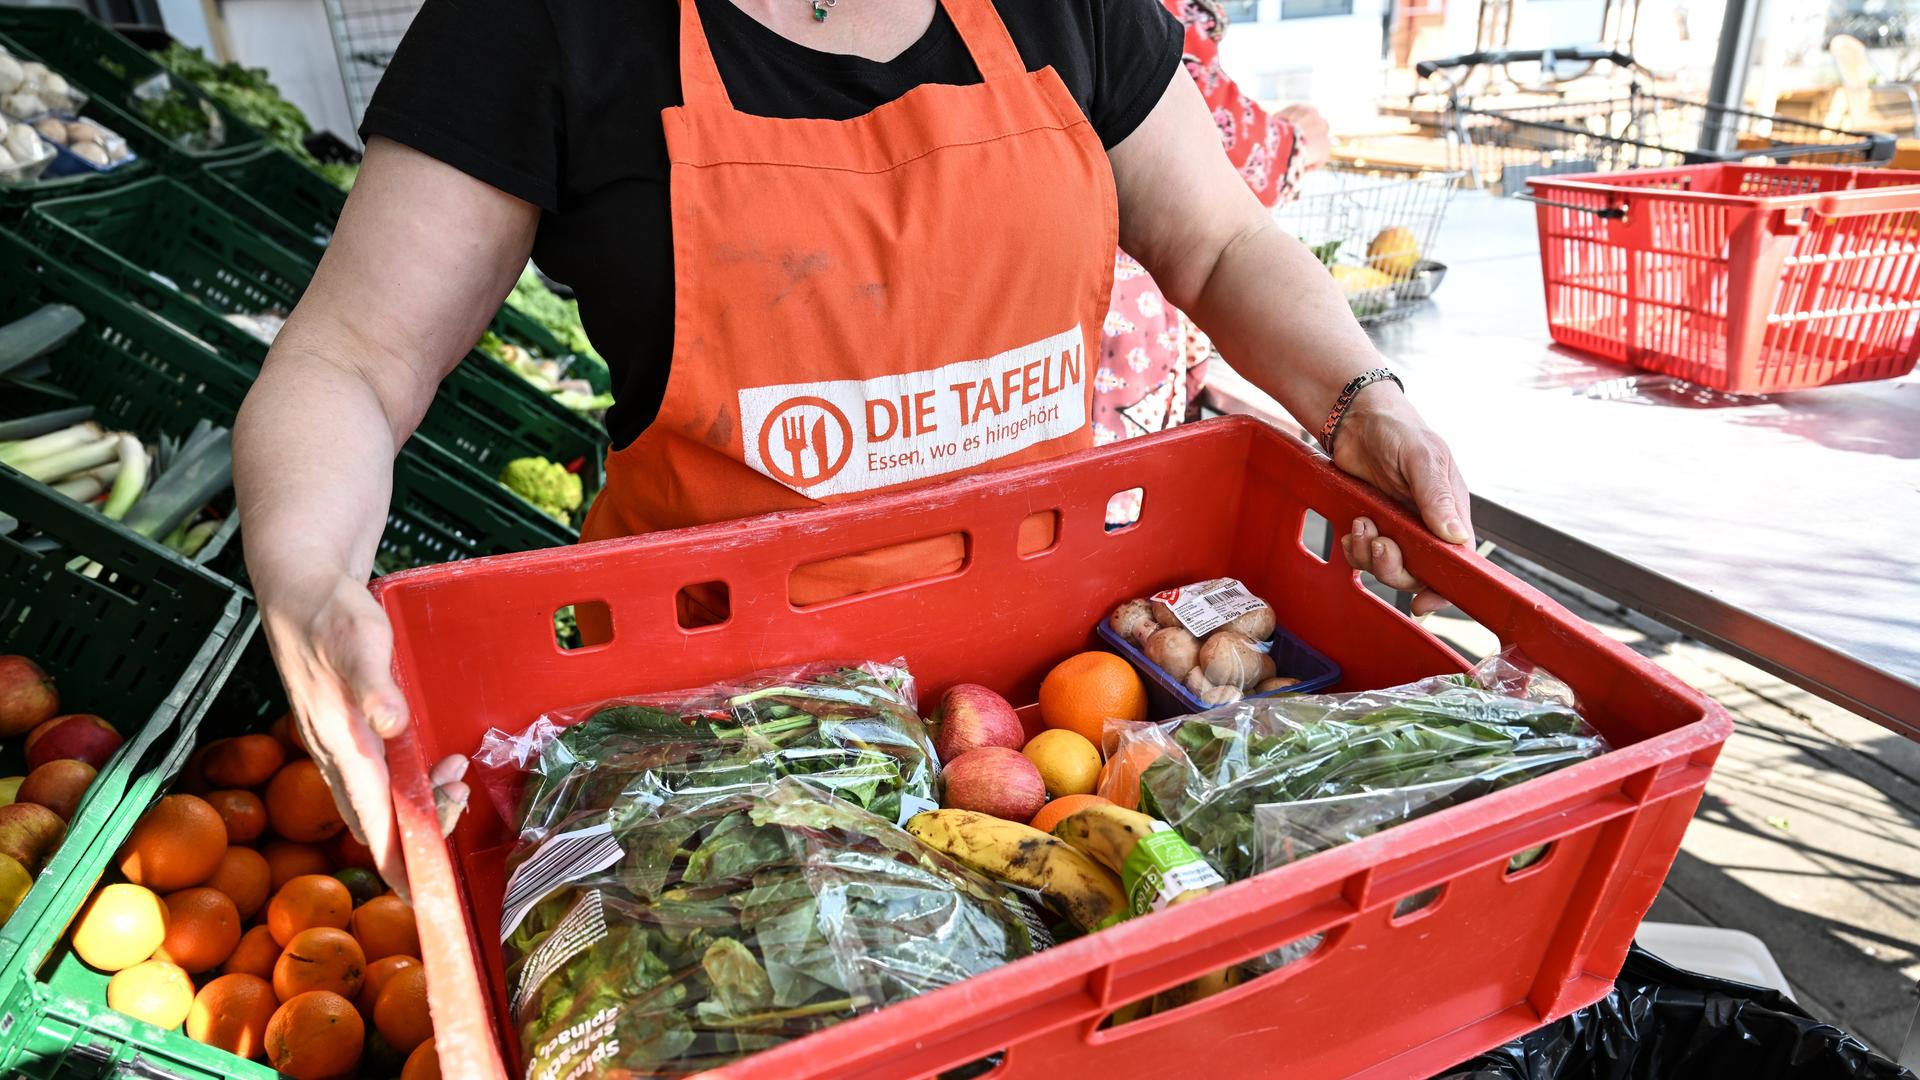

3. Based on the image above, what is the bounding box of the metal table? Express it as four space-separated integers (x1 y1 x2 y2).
1213 191 1920 738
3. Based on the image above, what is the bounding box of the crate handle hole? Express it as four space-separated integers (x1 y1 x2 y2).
1390 884 1446 923
1105 488 1144 533
1505 842 1555 877
675 582 731 631
1300 508 1333 563
1018 510 1060 559
790 532 971 609
555 601 610 651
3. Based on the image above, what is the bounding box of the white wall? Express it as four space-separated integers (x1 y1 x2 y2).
1217 0 1390 123
220 0 356 140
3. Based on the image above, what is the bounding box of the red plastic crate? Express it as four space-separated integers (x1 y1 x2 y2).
1529 163 1920 393
371 417 1731 1080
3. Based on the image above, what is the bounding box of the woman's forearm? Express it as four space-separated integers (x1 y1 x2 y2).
1178 214 1384 431
233 324 417 596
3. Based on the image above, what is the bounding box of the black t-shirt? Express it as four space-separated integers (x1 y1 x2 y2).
361 0 1182 448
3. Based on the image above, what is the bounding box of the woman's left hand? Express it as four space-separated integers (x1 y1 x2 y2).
1329 388 1473 615
1278 104 1332 171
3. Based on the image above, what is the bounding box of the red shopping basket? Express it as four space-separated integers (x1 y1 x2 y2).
371 417 1730 1080
1529 163 1920 393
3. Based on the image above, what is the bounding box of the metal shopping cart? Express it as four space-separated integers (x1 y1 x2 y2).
1272 163 1465 326
1417 47 1896 194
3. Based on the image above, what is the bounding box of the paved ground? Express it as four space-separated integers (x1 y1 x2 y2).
1422 551 1920 1059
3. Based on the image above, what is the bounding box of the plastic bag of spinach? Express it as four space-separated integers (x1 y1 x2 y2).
497 778 1037 1079
472 658 939 847
1098 649 1608 884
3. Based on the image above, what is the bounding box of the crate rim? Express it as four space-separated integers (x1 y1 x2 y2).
1525 163 1920 209
371 414 1737 1079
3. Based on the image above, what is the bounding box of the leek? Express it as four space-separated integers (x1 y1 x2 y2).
100 434 147 520
123 426 231 541
51 474 105 501
0 421 102 469
18 433 120 484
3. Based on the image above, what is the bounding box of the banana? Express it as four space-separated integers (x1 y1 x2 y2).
1050 804 1210 903
905 809 1128 932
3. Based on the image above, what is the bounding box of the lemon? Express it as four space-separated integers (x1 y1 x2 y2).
73 882 169 972
1022 729 1102 797
107 960 195 1029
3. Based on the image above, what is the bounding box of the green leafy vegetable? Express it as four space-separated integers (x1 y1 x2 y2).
153 44 312 163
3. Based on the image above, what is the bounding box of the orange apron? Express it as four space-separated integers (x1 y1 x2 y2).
579 0 1118 605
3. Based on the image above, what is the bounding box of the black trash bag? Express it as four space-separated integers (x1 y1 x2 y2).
1437 945 1916 1080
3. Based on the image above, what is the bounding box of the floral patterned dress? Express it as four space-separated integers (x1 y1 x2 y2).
1099 1 1307 524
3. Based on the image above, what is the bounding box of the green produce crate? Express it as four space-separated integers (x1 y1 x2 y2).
195 145 343 255
0 469 244 995
0 159 152 223
21 177 607 496
0 228 574 578
0 615 273 1080
0 10 264 169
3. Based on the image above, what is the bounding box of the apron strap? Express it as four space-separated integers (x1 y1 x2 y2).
679 0 1026 110
938 0 1026 82
678 0 734 109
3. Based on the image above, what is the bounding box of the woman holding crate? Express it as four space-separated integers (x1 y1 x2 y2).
232 0 1470 893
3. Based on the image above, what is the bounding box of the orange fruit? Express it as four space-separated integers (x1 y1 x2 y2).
266 990 364 1079
203 735 287 789
187 972 278 1058
402 1036 441 1080
206 846 272 920
1028 793 1114 835
326 829 376 872
205 790 268 844
1095 740 1165 811
273 926 366 1003
1021 729 1102 797
107 959 196 1029
268 874 353 946
154 887 242 973
72 882 169 972
174 744 212 796
263 841 333 894
372 964 432 1055
350 896 419 961
357 954 420 1015
1038 652 1147 747
269 713 308 758
265 761 346 843
116 794 228 892
222 925 283 980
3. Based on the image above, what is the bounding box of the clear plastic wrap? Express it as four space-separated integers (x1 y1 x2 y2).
495 780 1035 1080
1099 649 1608 884
474 658 940 846
476 661 1018 1078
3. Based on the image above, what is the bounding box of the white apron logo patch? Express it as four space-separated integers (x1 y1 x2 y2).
738 326 1087 497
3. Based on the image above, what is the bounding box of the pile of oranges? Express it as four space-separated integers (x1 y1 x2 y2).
67 717 439 1080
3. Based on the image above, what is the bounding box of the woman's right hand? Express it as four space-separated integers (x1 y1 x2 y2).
257 569 470 902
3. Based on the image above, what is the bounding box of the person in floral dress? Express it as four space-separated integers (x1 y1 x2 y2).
1099 0 1332 524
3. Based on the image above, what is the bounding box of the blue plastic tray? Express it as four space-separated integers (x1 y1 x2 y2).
1096 609 1341 720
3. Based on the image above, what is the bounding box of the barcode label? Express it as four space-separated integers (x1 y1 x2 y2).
897 792 938 826
511 889 608 1013
499 822 626 942
1150 578 1265 638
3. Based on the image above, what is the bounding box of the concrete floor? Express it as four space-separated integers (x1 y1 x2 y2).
1422 551 1920 1060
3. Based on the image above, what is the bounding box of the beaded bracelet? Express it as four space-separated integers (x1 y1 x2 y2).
1319 367 1403 456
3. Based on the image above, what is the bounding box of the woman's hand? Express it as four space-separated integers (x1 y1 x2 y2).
1330 388 1473 615
1278 104 1332 171
257 568 471 901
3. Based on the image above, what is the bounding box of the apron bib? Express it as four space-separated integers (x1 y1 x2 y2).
581 0 1118 604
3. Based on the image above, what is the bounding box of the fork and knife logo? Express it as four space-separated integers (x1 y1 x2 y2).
756 396 854 488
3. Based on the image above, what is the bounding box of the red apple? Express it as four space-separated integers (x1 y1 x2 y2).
0 801 65 873
16 759 96 822
940 747 1048 822
0 656 58 737
24 714 123 772
932 684 1025 764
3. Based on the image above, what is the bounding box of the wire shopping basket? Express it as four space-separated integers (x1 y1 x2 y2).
1417 48 1895 194
1273 164 1465 326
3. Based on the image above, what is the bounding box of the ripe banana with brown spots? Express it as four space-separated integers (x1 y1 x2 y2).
905 809 1128 932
